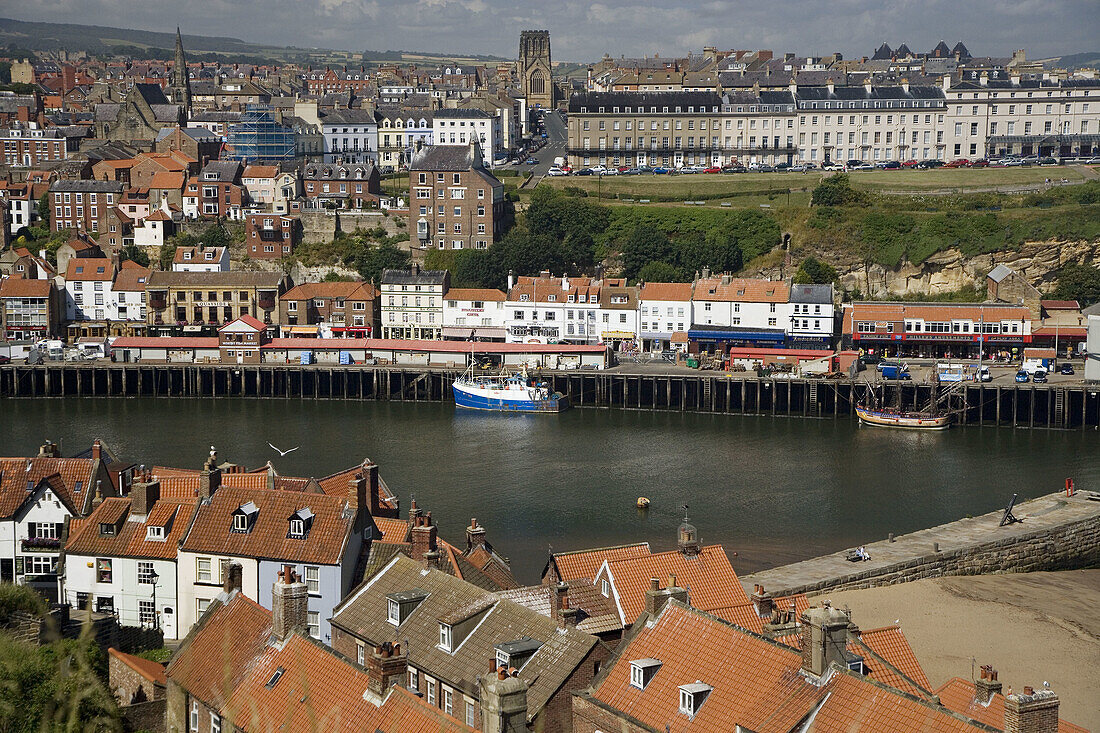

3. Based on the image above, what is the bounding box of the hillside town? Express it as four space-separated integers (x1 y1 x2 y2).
2 16 1100 733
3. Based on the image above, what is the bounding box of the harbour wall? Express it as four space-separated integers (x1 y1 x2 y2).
2 364 1100 429
741 490 1100 598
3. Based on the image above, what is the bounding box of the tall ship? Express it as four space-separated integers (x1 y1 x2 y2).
856 378 956 430
452 366 570 413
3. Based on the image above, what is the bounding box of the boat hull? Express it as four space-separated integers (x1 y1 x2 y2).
452 382 570 413
856 406 953 430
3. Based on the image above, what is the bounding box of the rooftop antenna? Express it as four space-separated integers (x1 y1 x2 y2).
681 504 689 522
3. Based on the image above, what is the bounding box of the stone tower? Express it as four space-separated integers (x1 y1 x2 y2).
170 27 192 116
518 30 553 109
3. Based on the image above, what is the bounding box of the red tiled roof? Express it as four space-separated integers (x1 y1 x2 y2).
810 670 986 733
242 165 278 179
218 314 267 331
858 625 931 691
65 496 197 560
66 258 114 281
711 594 809 634
178 486 353 565
598 545 749 624
0 457 96 518
640 282 693 301
148 171 186 190
934 678 1088 733
507 275 600 304
0 277 51 298
280 281 377 302
1040 299 1080 310
444 288 506 301
113 264 150 291
843 302 1031 334
109 648 167 686
550 542 651 583
693 277 789 303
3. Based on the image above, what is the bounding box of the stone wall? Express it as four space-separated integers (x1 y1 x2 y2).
121 699 165 733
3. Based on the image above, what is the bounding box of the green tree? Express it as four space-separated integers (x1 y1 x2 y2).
793 256 839 284
38 193 50 230
620 225 674 280
119 243 150 267
1051 264 1100 307
637 261 683 283
811 173 866 207
322 271 355 282
355 242 411 282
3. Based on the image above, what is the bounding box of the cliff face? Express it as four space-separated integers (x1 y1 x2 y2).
833 239 1100 297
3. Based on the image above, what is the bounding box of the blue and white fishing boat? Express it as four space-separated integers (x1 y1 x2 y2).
452 365 570 413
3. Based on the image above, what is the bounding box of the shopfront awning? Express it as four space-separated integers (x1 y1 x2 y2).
287 326 318 335
601 331 636 340
442 327 474 339
473 327 507 339
688 328 786 342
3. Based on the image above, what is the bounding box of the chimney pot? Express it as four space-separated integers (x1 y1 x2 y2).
1024 686 1034 695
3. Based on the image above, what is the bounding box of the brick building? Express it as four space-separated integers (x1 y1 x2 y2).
48 180 124 238
300 161 381 209
218 315 268 364
145 271 285 332
183 160 245 220
244 213 302 259
0 276 58 340
278 281 379 337
1 123 81 167
409 141 505 251
108 648 166 705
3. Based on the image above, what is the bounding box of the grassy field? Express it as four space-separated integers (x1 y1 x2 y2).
541 173 817 204
848 166 1089 191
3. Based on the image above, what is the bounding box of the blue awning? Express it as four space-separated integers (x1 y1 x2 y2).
689 329 786 342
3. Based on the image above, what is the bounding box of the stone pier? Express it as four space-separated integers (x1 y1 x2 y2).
742 490 1100 597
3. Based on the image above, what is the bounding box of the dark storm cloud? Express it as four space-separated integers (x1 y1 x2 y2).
17 0 1100 60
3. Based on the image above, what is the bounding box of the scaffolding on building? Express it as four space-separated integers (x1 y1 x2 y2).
226 107 296 163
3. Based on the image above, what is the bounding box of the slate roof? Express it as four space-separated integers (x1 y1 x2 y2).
178 486 354 565
381 268 448 286
331 554 598 719
496 581 622 636
408 144 479 172
789 283 833 304
321 109 379 125
433 108 492 119
987 264 1013 282
569 91 723 112
49 180 125 193
147 271 283 288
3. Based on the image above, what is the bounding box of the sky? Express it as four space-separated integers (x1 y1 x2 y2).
16 0 1100 62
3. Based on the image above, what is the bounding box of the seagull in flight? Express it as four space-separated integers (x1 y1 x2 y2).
268 442 299 457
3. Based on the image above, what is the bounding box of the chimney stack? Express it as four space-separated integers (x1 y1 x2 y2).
975 665 1003 703
348 469 367 511
130 477 160 516
466 517 486 550
199 446 221 501
366 642 407 697
751 584 775 619
1004 686 1060 733
38 440 60 458
223 561 243 594
799 602 851 678
644 576 689 616
91 439 103 461
271 564 308 641
410 512 438 564
479 666 528 733
365 461 382 517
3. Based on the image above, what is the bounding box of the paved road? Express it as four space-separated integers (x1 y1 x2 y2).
524 110 567 181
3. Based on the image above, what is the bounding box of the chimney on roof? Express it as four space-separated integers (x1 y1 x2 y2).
751 584 775 619
364 460 382 517
466 517 486 550
38 440 60 458
91 438 103 461
799 602 851 678
644 575 689 616
410 511 438 565
271 564 308 641
552 582 578 627
901 78 910 93
976 665 1003 704
677 513 701 557
130 476 160 516
1004 685 1060 733
366 642 408 698
92 480 104 509
223 561 243 594
199 446 221 501
479 665 528 733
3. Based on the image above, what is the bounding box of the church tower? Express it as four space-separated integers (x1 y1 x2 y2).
518 30 553 110
170 27 192 116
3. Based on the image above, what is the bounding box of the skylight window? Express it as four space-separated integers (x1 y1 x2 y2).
265 667 285 689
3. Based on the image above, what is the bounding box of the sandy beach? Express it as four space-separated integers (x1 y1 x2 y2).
818 570 1100 731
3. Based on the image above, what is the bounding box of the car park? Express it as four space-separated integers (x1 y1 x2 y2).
1014 370 1030 383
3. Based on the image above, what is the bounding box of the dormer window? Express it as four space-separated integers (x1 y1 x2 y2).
630 658 662 689
678 682 713 717
99 523 116 536
146 525 165 541
183 252 192 260
438 623 452 652
288 507 313 538
386 589 427 626
232 501 259 533
495 638 542 672
547 295 556 302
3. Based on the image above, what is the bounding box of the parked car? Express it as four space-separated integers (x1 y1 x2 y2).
945 159 970 168
900 159 920 168
0 355 10 365
1032 368 1048 383
822 162 846 171
1014 370 1030 383
1021 155 1040 165
574 168 593 175
1038 157 1059 166
546 167 567 176
622 168 642 175
849 162 874 171
652 167 671 174
524 158 538 165
970 159 990 168
789 163 809 172
918 159 945 169
1060 363 1075 375
722 164 747 173
978 366 993 383
704 166 722 174
880 161 901 169
876 359 904 373
602 167 620 175
881 364 912 380
757 164 776 172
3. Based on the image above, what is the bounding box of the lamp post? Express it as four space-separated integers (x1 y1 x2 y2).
149 568 160 631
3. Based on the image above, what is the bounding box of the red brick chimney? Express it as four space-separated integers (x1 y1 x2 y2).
16 105 30 124
347 470 367 511
751 584 775 619
364 461 381 516
365 642 407 697
552 583 578 627
271 564 308 641
222 561 243 594
199 446 221 501
1004 686 1060 733
91 439 103 461
466 517 486 550
130 477 160 516
410 512 438 564
975 665 1003 704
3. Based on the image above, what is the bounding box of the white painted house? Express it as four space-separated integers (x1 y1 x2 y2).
62 479 195 640
442 287 507 340
63 257 116 323
321 109 379 165
787 283 835 348
433 109 502 166
172 245 230 273
689 276 791 350
639 282 694 352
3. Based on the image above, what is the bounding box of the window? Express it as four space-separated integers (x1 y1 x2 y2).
139 600 155 626
289 519 304 537
138 561 155 584
197 557 212 583
427 679 436 706
679 683 713 717
630 659 662 689
409 668 419 691
96 558 112 583
356 641 366 665
444 688 453 715
307 611 320 639
210 713 221 733
466 701 477 726
601 579 609 597
438 624 452 651
191 702 199 732
305 566 320 594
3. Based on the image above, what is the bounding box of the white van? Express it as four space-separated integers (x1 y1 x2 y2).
1021 359 1048 375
